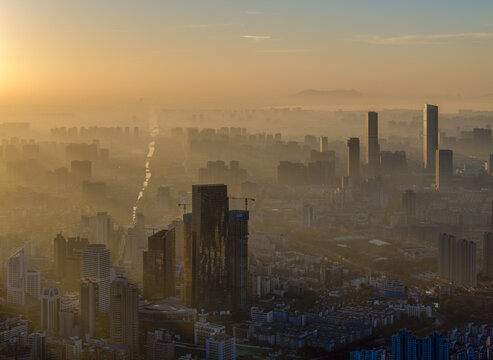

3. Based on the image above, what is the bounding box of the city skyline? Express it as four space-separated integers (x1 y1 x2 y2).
2 1 493 359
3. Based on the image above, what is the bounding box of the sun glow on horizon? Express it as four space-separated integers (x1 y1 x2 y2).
0 1 491 108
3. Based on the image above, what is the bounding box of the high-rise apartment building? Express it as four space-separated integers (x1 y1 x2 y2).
483 232 493 278
402 190 417 219
228 210 249 314
391 329 449 360
457 238 477 288
170 218 184 260
19 332 46 360
82 244 110 313
380 151 408 175
110 277 139 359
319 136 328 152
143 229 176 300
438 234 477 287
7 249 26 305
307 150 336 185
421 331 450 360
53 234 66 280
473 128 492 148
40 287 62 335
183 213 193 307
95 212 112 245
7 248 40 305
206 334 236 360
65 236 89 291
424 104 439 171
392 329 417 360
191 184 230 311
347 138 360 185
438 234 453 280
367 112 379 178
80 278 99 337
436 149 453 189
25 269 40 301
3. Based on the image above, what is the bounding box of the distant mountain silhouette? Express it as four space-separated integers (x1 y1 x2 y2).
294 89 363 97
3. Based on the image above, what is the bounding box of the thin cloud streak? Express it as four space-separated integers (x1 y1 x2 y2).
360 32 493 45
171 22 239 30
256 48 319 54
240 35 272 42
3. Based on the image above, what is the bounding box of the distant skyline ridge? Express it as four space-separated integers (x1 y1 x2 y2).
1 1 492 107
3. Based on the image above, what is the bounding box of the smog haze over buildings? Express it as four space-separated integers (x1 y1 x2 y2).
1 1 493 360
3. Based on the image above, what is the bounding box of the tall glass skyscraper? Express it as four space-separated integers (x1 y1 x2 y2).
367 112 380 179
424 104 439 171
82 244 110 313
436 149 453 189
347 137 361 185
110 277 139 359
183 213 193 307
228 210 249 315
143 229 176 300
192 184 230 311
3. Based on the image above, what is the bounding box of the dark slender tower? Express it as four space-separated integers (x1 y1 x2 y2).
436 149 453 189
143 229 176 300
366 112 379 178
80 278 99 337
402 190 416 218
53 234 66 280
228 210 249 315
191 184 229 311
483 232 493 279
424 104 439 171
347 137 360 185
183 213 193 307
110 277 139 359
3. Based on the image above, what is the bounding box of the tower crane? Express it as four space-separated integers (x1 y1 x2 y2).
230 197 256 211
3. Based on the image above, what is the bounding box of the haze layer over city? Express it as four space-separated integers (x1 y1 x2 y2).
1 1 493 360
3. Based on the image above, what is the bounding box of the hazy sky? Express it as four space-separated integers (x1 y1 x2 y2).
1 0 493 106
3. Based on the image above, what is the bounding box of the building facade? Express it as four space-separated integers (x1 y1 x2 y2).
483 232 493 278
436 149 453 189
80 278 99 337
367 112 380 179
347 138 360 185
424 104 439 171
110 277 139 359
81 244 110 313
40 287 62 335
439 234 477 287
191 184 230 312
143 229 176 300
